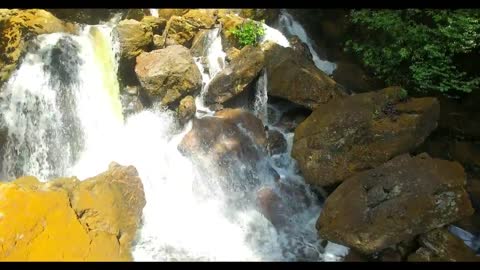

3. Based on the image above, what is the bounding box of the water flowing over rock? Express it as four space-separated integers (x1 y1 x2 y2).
46 9 123 25
292 86 440 187
317 153 474 254
408 228 479 262
0 9 75 87
178 108 270 196
204 45 265 106
0 162 146 261
262 41 346 110
267 129 287 155
134 45 202 107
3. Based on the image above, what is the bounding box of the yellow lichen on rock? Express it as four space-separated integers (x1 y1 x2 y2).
0 163 146 261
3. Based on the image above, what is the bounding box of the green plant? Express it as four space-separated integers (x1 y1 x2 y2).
346 9 480 94
398 88 408 100
230 19 265 47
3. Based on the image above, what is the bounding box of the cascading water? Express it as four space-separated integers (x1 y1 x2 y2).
253 70 268 123
0 12 350 261
277 9 337 75
0 21 122 181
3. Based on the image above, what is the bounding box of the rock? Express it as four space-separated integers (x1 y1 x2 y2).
292 86 440 187
256 187 288 227
344 249 369 262
225 47 241 62
317 153 474 254
120 91 144 117
0 163 145 261
176 95 196 125
262 41 347 110
190 29 211 57
218 13 245 50
332 60 385 93
152 34 165 49
178 109 272 195
134 45 201 107
408 228 479 261
46 9 122 25
0 9 75 87
214 108 268 149
267 129 287 155
289 36 314 64
163 9 216 48
156 9 189 21
204 45 264 106
450 141 480 169
141 16 167 35
115 19 153 61
239 9 279 24
124 9 147 21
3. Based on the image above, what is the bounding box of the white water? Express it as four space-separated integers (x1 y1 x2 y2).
0 14 350 261
253 70 268 123
149 9 159 18
277 10 337 75
261 24 291 48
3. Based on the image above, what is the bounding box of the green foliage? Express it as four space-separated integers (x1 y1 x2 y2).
346 9 480 94
398 88 408 100
230 19 265 47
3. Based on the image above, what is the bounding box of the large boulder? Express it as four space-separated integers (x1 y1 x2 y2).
262 41 347 110
0 162 146 261
408 228 479 262
178 109 271 195
203 45 264 106
115 19 153 61
162 9 216 48
317 153 474 254
134 45 202 107
292 86 440 187
217 12 245 51
0 9 76 87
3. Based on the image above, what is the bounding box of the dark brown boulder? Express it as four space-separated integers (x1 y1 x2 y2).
317 153 474 254
292 86 440 187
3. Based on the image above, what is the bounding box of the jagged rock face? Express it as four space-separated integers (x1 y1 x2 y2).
316 153 474 254
292 86 440 187
162 9 217 48
115 19 153 61
204 45 264 106
408 228 479 262
0 163 146 261
0 9 76 87
134 45 202 107
262 41 347 110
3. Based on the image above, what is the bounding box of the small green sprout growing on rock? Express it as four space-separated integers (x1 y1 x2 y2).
230 19 265 48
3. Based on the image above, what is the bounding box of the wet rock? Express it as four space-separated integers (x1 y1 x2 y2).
217 12 245 51
267 129 287 155
262 41 347 110
0 162 146 261
178 109 271 195
204 45 264 106
134 45 201 107
190 29 211 57
0 9 76 87
176 95 196 125
317 153 474 254
292 86 440 187
408 228 479 261
156 9 189 21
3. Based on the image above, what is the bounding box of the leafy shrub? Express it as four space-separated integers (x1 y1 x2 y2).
230 19 265 47
346 9 480 94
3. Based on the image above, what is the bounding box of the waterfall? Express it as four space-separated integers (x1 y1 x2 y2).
253 70 268 123
0 13 350 261
0 23 121 181
277 10 337 75
193 27 226 117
